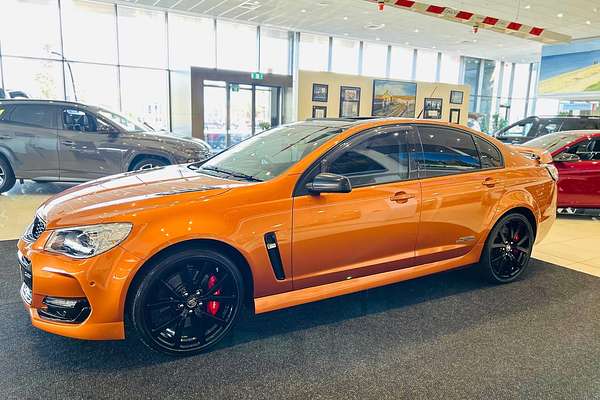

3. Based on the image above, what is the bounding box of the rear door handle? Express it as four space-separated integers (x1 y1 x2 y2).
0 135 12 140
483 178 499 187
62 140 75 147
390 192 415 203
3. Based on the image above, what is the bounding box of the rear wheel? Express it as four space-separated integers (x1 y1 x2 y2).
479 213 534 284
0 157 16 193
130 248 244 356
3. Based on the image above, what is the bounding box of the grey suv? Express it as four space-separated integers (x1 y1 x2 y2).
0 100 212 193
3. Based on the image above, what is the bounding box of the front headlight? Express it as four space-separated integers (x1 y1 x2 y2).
45 223 132 259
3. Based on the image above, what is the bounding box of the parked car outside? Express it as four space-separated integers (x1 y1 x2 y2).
524 130 600 210
0 100 212 193
493 116 600 145
17 117 557 355
0 88 29 99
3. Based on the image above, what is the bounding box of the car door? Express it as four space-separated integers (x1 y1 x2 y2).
1 103 60 180
292 125 421 289
413 125 505 265
554 137 600 208
58 107 124 181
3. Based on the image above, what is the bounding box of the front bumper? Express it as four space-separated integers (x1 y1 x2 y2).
17 234 142 340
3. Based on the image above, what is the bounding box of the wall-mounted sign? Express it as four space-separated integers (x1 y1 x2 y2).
230 83 240 92
251 72 264 80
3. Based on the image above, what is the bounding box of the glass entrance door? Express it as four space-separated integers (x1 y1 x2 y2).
203 80 281 152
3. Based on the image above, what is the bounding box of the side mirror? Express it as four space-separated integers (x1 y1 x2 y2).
305 173 352 194
553 152 580 163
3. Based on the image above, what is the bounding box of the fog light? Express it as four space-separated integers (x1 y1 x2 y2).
44 297 79 308
39 296 91 323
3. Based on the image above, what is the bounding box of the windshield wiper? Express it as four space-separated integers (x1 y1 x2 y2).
201 166 263 182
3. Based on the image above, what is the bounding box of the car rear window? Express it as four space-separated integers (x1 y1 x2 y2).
417 126 481 177
8 105 55 129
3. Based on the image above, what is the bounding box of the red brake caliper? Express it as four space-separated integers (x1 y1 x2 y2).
512 231 520 256
207 275 220 316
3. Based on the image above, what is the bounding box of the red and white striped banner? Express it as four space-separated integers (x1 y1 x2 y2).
370 0 571 44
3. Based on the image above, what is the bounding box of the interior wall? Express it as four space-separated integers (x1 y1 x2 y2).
298 70 470 126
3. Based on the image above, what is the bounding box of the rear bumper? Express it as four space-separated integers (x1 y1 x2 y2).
17 236 143 341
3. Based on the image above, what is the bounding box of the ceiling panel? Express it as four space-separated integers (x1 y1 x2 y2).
102 0 600 63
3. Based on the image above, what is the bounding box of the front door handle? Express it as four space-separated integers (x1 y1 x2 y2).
390 192 415 203
483 178 499 187
62 140 75 147
0 135 12 140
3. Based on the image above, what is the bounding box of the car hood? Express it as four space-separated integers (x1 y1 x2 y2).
132 130 209 148
38 165 242 228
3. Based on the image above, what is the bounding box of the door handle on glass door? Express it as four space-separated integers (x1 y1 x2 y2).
62 140 75 147
482 178 499 187
390 192 415 203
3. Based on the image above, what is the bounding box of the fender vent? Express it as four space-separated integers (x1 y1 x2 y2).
264 232 285 280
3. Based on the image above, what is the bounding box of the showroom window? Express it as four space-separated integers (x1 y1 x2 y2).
117 6 167 68
119 67 169 131
260 28 289 75
415 49 438 82
216 21 257 72
65 63 120 111
0 0 62 59
1 57 64 100
417 127 481 177
331 38 359 75
170 71 192 138
362 42 388 78
439 53 460 84
389 46 413 80
299 33 329 71
61 0 118 64
168 13 216 71
328 130 410 187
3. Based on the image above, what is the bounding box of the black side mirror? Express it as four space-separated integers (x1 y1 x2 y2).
305 173 352 194
553 153 580 163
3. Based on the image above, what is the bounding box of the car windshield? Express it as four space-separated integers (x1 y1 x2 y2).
192 123 343 182
525 132 578 153
97 108 146 133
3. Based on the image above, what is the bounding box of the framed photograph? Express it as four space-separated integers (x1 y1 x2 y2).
450 90 464 105
312 105 327 119
372 80 417 117
449 108 461 124
424 98 443 119
312 83 328 102
339 86 361 117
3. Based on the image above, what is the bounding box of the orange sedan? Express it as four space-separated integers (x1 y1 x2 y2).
17 118 557 355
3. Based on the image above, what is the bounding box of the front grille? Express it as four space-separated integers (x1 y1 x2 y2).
23 215 46 242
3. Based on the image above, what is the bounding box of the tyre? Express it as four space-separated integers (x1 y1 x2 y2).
130 157 169 171
0 157 16 193
129 248 244 356
479 213 534 284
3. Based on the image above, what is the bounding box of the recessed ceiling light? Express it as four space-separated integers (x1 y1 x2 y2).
301 9 307 13
472 38 478 43
317 1 329 6
557 13 563 18
343 16 348 20
375 37 381 41
524 4 531 9
364 23 385 30
343 33 348 36
414 28 419 33
405 41 410 45
586 20 592 25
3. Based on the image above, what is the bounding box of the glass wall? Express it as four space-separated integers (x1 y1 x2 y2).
362 42 388 78
260 28 289 75
415 49 438 82
439 53 460 84
298 33 329 72
216 21 257 72
331 38 359 75
389 47 414 80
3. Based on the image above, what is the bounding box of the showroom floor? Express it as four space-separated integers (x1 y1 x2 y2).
2 181 599 277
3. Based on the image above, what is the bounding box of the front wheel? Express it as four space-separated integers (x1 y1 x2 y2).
131 157 169 171
0 157 16 193
130 248 244 356
479 213 534 284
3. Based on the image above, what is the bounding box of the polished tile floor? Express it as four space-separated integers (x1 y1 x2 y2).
1 181 599 277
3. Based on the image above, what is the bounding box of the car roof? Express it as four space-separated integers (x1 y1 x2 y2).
549 129 600 137
0 99 98 110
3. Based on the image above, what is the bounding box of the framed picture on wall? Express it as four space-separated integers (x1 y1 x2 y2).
340 86 361 117
312 83 329 102
449 108 461 124
450 90 464 105
423 98 443 119
312 105 327 119
372 80 417 117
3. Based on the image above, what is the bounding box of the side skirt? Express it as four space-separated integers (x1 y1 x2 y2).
254 242 484 314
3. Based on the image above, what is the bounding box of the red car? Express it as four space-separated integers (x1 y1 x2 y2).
525 130 600 210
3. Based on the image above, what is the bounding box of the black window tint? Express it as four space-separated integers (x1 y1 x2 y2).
0 106 7 120
474 136 502 169
566 139 600 161
590 139 600 160
538 119 563 135
417 127 481 177
8 105 55 129
63 109 97 132
327 130 409 187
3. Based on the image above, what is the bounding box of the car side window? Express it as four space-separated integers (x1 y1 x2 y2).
326 130 410 187
504 121 533 137
417 126 481 177
538 119 563 135
7 105 55 129
63 109 99 132
473 136 503 169
566 139 600 161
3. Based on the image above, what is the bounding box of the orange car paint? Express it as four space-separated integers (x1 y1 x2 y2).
17 119 556 340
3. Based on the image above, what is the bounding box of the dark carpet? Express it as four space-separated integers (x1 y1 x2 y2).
0 239 599 399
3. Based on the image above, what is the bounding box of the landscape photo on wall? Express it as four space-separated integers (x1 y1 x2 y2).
372 80 417 117
539 38 600 95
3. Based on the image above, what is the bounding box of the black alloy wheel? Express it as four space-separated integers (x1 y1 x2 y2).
0 157 16 193
130 249 244 355
480 213 534 283
131 157 169 171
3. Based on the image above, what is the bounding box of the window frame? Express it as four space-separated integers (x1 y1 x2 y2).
414 125 504 179
5 104 58 130
473 134 504 170
293 124 419 197
60 107 120 134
